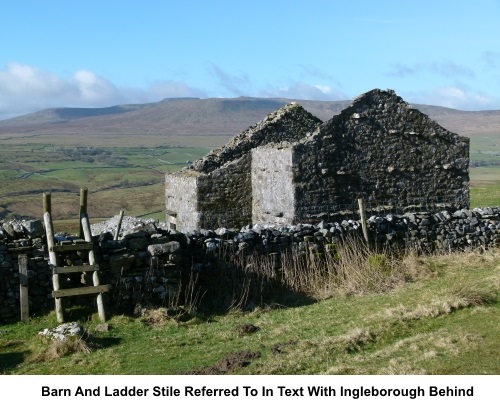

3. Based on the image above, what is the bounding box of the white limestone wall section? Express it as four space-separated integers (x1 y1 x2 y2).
251 146 295 224
165 173 200 232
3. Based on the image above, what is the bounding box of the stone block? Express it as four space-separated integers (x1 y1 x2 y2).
147 241 181 257
109 253 136 274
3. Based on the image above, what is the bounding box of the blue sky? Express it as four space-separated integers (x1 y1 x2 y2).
1 0 499 119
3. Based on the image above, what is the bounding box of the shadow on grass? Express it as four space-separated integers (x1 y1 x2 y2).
88 337 122 350
63 305 102 322
198 292 318 318
0 351 28 373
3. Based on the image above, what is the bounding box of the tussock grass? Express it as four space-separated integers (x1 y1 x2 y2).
353 330 484 375
32 336 92 363
336 328 377 353
451 283 497 307
201 235 434 312
139 308 173 327
382 283 496 322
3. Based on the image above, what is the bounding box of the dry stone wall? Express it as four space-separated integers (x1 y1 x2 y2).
0 220 51 319
2 206 500 322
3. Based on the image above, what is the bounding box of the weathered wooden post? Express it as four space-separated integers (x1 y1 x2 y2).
19 254 29 322
358 198 369 243
79 187 88 239
80 187 106 322
43 192 64 322
114 210 125 240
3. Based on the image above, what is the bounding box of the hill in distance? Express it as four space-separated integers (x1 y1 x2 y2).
1 95 499 138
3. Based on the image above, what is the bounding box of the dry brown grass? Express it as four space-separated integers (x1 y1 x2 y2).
383 283 497 322
283 236 433 298
202 235 440 311
336 328 377 353
33 337 91 362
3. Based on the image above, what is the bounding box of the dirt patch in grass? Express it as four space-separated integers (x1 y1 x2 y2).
139 307 192 326
235 324 260 336
186 350 261 375
271 340 297 355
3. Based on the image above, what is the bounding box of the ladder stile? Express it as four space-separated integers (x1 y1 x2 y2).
45 189 107 323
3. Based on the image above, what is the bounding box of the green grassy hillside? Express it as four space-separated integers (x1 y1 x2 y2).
1 247 498 375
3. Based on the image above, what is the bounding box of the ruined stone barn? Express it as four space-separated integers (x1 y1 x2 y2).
165 103 322 231
165 89 470 232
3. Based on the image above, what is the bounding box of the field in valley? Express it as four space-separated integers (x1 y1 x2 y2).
469 133 500 207
0 133 225 230
1 131 500 231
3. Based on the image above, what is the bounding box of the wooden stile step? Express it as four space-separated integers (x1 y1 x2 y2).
50 243 94 252
52 284 109 298
52 264 99 274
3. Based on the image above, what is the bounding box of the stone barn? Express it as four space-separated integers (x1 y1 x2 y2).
165 102 322 231
165 89 469 232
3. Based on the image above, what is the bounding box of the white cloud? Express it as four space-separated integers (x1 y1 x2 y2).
0 62 206 120
0 62 66 98
70 69 120 103
409 85 497 110
313 85 332 94
262 82 347 101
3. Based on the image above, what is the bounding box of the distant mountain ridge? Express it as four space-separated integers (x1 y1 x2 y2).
1 95 499 137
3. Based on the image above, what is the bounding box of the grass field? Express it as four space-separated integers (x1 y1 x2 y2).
469 133 500 207
1 247 498 375
0 139 214 224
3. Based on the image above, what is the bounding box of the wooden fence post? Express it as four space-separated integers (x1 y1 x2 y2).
43 192 64 322
19 254 29 322
80 187 106 322
79 187 88 239
114 210 125 240
358 198 369 243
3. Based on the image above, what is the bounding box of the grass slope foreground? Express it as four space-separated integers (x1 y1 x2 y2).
0 245 498 375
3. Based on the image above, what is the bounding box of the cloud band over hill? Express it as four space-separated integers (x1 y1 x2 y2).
1 61 500 121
